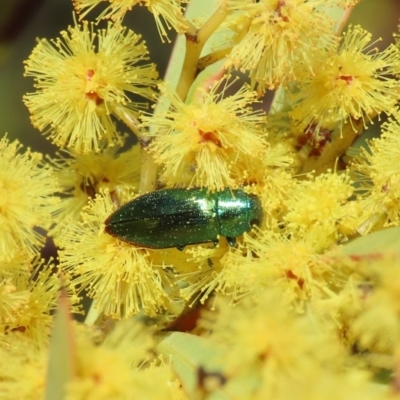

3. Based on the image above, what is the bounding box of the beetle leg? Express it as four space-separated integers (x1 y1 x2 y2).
226 237 236 246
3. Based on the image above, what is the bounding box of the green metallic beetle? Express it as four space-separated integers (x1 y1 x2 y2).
104 187 263 250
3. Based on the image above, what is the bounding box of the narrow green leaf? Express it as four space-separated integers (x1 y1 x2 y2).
45 291 76 400
156 331 229 399
342 227 400 256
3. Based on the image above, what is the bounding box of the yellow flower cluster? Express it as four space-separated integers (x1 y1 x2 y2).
24 20 158 153
197 291 384 400
352 116 400 231
73 0 189 41
0 320 184 399
0 136 58 262
141 81 271 191
290 25 400 135
225 0 338 91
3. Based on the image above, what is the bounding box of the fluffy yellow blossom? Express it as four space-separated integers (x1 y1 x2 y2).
0 135 59 263
48 142 141 239
176 242 232 305
24 21 158 153
0 258 79 347
282 172 358 245
290 25 400 135
258 170 295 229
225 0 337 91
177 223 346 314
58 192 174 318
73 0 189 41
267 372 385 400
352 116 400 232
198 291 362 399
66 320 179 400
334 252 400 356
223 229 346 314
0 336 47 399
141 81 269 191
0 319 186 399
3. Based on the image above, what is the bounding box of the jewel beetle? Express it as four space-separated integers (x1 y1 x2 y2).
104 187 263 250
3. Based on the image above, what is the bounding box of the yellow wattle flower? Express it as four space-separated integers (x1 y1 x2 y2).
24 20 158 154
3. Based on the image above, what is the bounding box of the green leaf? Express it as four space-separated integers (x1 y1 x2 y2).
45 291 76 400
156 331 229 399
342 227 400 256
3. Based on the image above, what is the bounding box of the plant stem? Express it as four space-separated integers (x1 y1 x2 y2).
176 5 229 101
113 105 158 193
137 3 229 193
139 143 158 193
335 7 353 35
113 106 142 140
299 118 364 175
197 47 232 72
